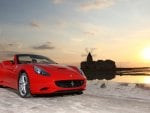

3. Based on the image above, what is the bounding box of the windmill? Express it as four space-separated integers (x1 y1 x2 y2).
81 48 96 62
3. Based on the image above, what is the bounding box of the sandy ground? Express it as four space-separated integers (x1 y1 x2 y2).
0 80 150 113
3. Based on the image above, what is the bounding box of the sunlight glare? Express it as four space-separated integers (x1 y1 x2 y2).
142 47 150 60
143 76 150 84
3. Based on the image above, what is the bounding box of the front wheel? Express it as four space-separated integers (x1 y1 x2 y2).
76 91 83 95
18 72 31 98
0 85 3 88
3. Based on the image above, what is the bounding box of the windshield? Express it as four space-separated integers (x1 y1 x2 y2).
17 54 56 64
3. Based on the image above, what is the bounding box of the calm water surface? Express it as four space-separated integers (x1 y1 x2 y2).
112 75 150 84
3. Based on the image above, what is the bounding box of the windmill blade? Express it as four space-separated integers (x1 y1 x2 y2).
81 54 87 57
82 48 97 58
90 48 96 53
85 48 89 53
92 54 97 57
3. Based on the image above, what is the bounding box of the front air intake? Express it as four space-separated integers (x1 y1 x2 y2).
55 80 84 88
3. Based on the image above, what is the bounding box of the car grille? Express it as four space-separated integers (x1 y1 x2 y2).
55 80 84 88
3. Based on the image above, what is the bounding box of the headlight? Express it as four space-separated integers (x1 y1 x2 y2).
34 66 50 76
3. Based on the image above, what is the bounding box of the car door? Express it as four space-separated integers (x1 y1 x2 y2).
0 63 4 84
2 61 17 88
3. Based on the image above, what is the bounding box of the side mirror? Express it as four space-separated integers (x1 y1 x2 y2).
2 60 14 66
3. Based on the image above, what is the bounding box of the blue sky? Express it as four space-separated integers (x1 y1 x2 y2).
1 0 150 67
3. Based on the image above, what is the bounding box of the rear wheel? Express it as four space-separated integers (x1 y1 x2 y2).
18 72 31 98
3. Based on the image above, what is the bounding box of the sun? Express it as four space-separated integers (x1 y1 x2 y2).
141 47 150 60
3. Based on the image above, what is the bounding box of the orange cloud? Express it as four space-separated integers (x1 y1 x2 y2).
32 42 55 50
79 0 115 11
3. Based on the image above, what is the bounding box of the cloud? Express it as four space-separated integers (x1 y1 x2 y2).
84 31 95 36
71 38 84 42
8 42 22 48
29 21 40 28
79 0 115 11
0 42 23 51
55 20 68 28
79 23 108 38
52 0 65 4
32 42 55 50
0 42 23 61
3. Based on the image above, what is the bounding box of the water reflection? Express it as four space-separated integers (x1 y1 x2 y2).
112 75 150 84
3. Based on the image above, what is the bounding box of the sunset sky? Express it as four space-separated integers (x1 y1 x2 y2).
0 0 150 67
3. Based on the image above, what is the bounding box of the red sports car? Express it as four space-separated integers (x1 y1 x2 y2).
0 54 86 98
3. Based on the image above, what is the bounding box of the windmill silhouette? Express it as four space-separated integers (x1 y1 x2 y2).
81 48 96 62
81 48 116 80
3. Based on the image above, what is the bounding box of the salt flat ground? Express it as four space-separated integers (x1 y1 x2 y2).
0 80 150 113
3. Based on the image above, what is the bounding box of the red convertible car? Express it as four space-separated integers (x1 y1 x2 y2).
0 54 86 98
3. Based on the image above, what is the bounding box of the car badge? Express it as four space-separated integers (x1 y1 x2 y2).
71 81 74 87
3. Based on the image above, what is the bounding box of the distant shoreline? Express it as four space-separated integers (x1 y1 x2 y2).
117 67 150 70
116 67 150 76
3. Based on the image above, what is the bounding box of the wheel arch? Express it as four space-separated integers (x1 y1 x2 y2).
18 70 32 97
18 70 27 80
17 70 30 89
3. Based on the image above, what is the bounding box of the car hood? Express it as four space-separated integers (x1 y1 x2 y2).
35 64 74 71
34 64 83 80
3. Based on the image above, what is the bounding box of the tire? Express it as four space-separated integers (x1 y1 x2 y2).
0 85 3 88
76 91 83 95
18 72 31 98
0 85 7 88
